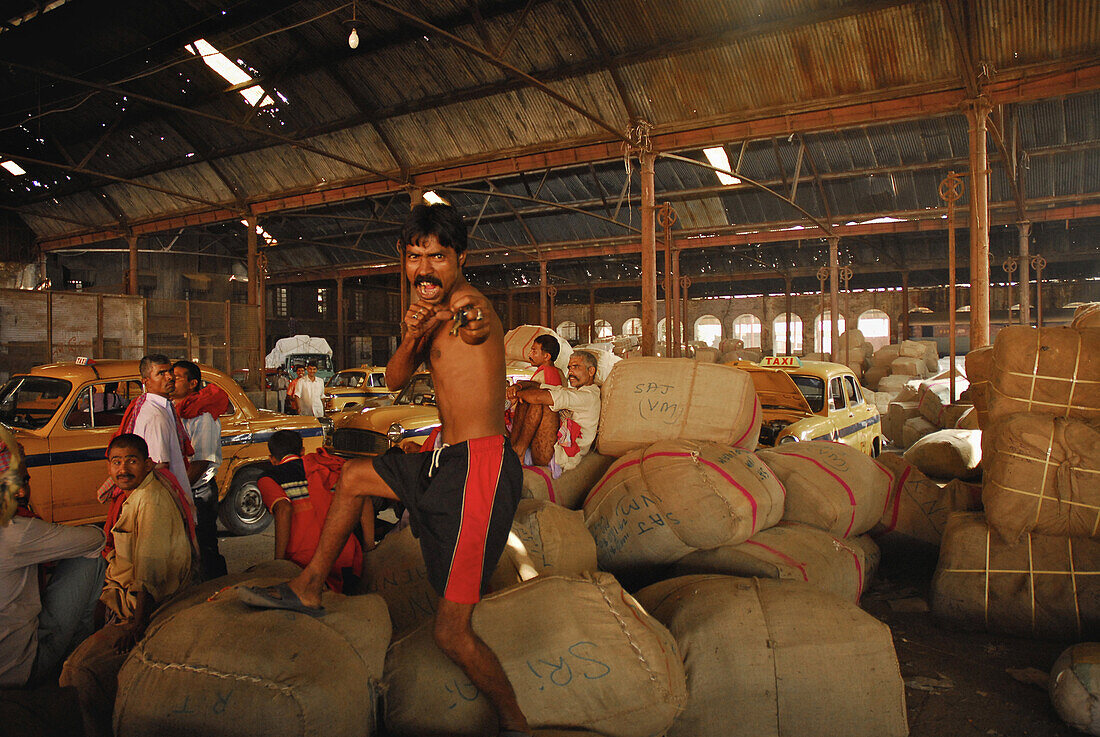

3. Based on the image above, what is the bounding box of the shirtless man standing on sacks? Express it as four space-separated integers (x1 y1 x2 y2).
241 202 529 737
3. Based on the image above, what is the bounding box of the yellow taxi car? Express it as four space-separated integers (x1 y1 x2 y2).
728 356 884 456
328 362 538 457
0 360 328 535
323 365 393 415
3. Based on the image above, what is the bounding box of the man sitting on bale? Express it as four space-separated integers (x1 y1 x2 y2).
507 349 602 478
257 429 363 592
61 434 196 737
508 334 563 457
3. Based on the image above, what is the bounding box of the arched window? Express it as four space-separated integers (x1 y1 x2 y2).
594 319 613 339
556 321 578 342
622 317 641 336
731 313 762 349
694 315 722 348
813 311 847 355
858 309 891 350
657 318 667 349
772 313 803 354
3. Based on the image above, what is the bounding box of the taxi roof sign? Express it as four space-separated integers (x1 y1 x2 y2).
760 355 802 368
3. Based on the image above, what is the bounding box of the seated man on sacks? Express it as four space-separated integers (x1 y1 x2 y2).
61 434 197 737
507 335 564 459
507 349 601 479
257 429 363 592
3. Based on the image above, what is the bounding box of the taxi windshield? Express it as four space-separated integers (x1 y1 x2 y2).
394 374 435 406
789 374 825 413
0 376 73 430
329 371 365 388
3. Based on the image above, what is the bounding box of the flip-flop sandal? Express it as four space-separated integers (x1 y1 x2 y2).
237 582 326 618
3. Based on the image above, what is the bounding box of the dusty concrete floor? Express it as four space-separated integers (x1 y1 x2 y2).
3 521 1084 736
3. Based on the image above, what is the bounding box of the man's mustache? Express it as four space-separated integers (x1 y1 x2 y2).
415 276 442 287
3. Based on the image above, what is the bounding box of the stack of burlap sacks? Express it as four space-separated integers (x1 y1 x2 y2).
931 319 1100 641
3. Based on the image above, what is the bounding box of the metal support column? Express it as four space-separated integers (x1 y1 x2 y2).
506 291 514 331
785 276 793 356
127 234 138 295
671 250 681 356
588 289 596 343
828 236 840 363
967 99 993 348
1032 254 1047 327
659 203 677 357
336 277 345 371
1018 221 1032 325
539 260 548 327
257 251 267 378
245 214 258 306
547 286 558 332
640 151 657 357
679 276 692 349
939 171 963 401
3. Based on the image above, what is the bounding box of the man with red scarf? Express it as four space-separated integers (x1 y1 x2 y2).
172 359 229 580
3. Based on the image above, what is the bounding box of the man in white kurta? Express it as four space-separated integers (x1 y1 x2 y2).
131 354 193 521
294 363 326 417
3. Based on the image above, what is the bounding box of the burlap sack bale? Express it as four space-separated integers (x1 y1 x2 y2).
884 400 920 444
931 511 1100 639
989 326 1100 422
941 402 974 428
635 575 908 737
873 343 901 367
874 453 982 547
1073 303 1100 329
916 373 970 427
864 366 888 391
151 559 303 623
488 499 598 591
873 392 893 416
383 573 687 737
902 416 937 448
671 521 878 604
965 345 993 428
903 429 982 480
862 341 876 369
1051 643 1100 735
918 340 941 372
878 374 915 395
840 328 866 350
114 582 391 737
522 451 615 509
597 358 761 456
891 355 927 379
955 406 979 429
584 441 785 578
692 346 719 363
758 441 891 538
366 502 595 634
719 338 745 353
504 325 572 375
899 339 926 358
983 413 1100 542
846 362 863 382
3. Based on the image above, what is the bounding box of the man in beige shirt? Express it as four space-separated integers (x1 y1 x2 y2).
61 433 194 737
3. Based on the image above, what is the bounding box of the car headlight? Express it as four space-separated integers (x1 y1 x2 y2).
387 422 405 446
778 435 799 445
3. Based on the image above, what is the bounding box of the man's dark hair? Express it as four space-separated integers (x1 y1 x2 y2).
534 334 559 362
268 429 304 460
401 203 468 256
108 433 150 459
172 360 202 386
306 362 317 369
139 354 171 380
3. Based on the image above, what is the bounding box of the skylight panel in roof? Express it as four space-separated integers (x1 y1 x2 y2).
242 220 278 246
186 38 273 107
1 160 26 176
703 147 741 186
423 191 449 205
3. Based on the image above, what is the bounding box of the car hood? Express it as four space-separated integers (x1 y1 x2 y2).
333 403 439 432
741 366 814 414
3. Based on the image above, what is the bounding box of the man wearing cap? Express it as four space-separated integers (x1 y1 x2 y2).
0 426 106 687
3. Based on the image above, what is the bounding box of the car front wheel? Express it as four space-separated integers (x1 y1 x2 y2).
218 464 273 536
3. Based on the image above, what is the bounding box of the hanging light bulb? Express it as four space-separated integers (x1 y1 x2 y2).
348 27 359 49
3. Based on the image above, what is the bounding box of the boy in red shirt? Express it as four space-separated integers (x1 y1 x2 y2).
257 430 362 593
507 334 563 462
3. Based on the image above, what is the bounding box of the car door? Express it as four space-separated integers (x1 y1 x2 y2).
52 379 144 523
843 374 871 453
827 376 849 443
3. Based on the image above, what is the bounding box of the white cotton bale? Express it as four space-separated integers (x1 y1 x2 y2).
878 374 915 395
874 453 982 547
931 512 1100 639
584 441 786 578
983 413 1100 543
503 324 572 375
114 581 391 737
873 344 902 367
671 522 878 604
487 499 598 592
989 326 1100 423
596 358 761 456
918 340 940 372
1051 643 1100 735
634 575 908 737
383 573 687 737
692 346 719 363
757 441 892 538
891 356 927 379
719 338 745 353
521 451 615 509
899 339 927 358
903 429 982 480
902 416 938 448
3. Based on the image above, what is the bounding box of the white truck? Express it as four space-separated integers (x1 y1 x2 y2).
265 335 336 382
